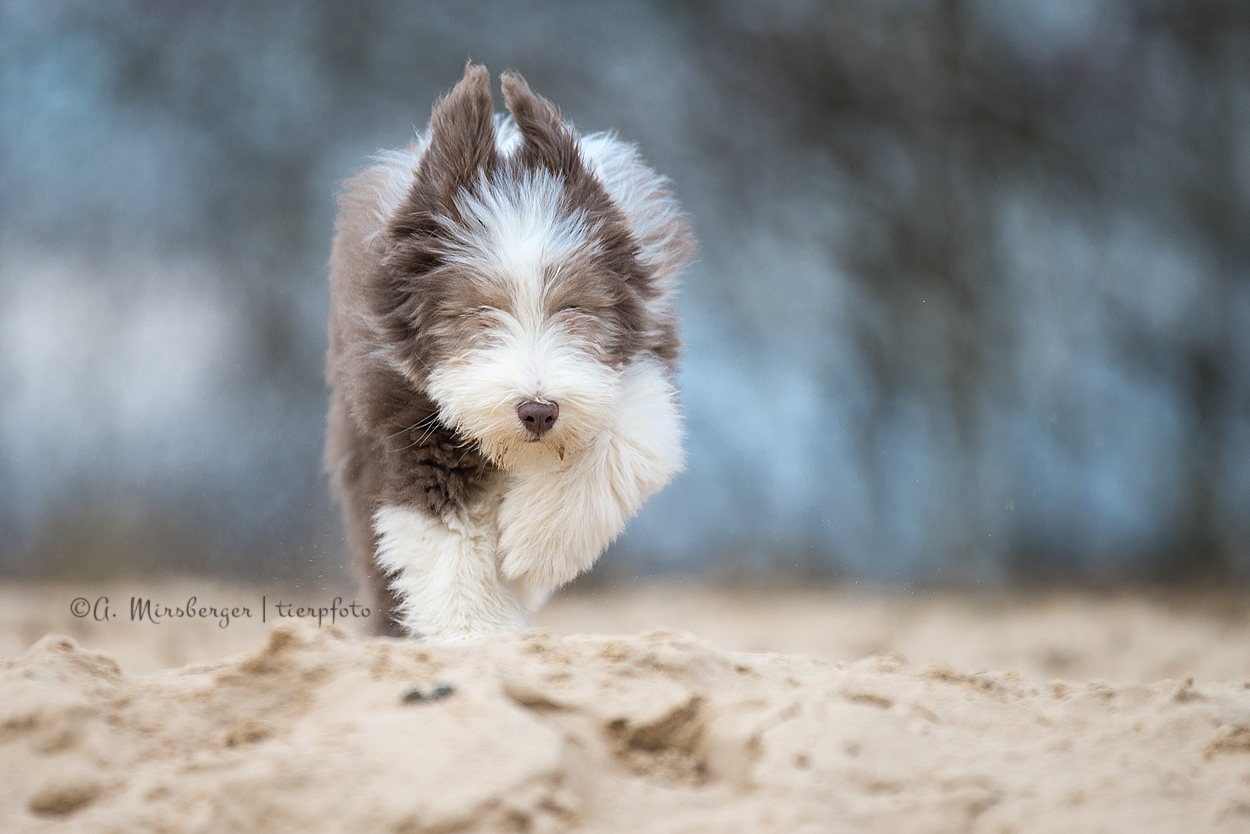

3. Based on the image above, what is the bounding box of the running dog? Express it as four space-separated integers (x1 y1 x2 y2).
326 64 692 641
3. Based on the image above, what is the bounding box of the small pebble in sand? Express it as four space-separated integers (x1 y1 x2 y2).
402 683 456 704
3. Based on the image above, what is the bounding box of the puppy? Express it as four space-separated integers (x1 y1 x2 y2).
325 64 693 641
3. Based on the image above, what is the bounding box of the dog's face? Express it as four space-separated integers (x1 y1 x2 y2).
379 67 657 469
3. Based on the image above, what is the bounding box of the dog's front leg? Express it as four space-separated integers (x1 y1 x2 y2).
372 500 529 642
498 357 686 601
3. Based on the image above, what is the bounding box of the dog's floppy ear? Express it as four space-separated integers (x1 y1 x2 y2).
500 70 585 181
414 62 499 208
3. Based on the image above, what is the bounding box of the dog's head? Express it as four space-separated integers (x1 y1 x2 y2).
377 64 680 469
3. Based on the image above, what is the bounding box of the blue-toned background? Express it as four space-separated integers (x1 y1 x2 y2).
2 0 1248 583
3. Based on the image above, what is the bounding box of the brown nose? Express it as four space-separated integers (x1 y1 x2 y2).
517 400 559 438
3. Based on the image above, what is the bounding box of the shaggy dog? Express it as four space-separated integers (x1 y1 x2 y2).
325 65 693 641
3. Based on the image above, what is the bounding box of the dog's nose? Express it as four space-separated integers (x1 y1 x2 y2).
517 399 559 438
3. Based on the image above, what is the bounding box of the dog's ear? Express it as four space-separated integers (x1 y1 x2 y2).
502 70 651 297
414 62 499 209
500 70 585 181
388 64 497 269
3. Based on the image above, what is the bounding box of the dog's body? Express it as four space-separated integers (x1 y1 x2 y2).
325 66 693 641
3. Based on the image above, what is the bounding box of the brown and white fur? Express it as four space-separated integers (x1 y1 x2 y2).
325 65 693 641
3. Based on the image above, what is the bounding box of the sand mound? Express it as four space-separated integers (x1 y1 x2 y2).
3 621 1250 833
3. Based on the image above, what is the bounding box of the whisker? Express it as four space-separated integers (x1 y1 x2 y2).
389 415 453 453
457 441 490 466
385 413 439 439
413 421 442 447
391 436 425 453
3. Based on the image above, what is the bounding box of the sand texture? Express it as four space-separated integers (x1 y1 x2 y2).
2 582 1250 832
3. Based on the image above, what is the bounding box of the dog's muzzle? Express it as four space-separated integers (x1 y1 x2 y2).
517 400 559 439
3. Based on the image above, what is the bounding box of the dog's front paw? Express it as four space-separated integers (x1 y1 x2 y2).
497 469 621 593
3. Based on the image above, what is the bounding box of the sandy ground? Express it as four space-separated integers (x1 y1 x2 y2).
2 579 1249 832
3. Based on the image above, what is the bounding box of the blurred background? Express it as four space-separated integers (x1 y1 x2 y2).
2 0 1248 586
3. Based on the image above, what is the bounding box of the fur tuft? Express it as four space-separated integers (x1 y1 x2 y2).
501 70 580 181
397 62 499 229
